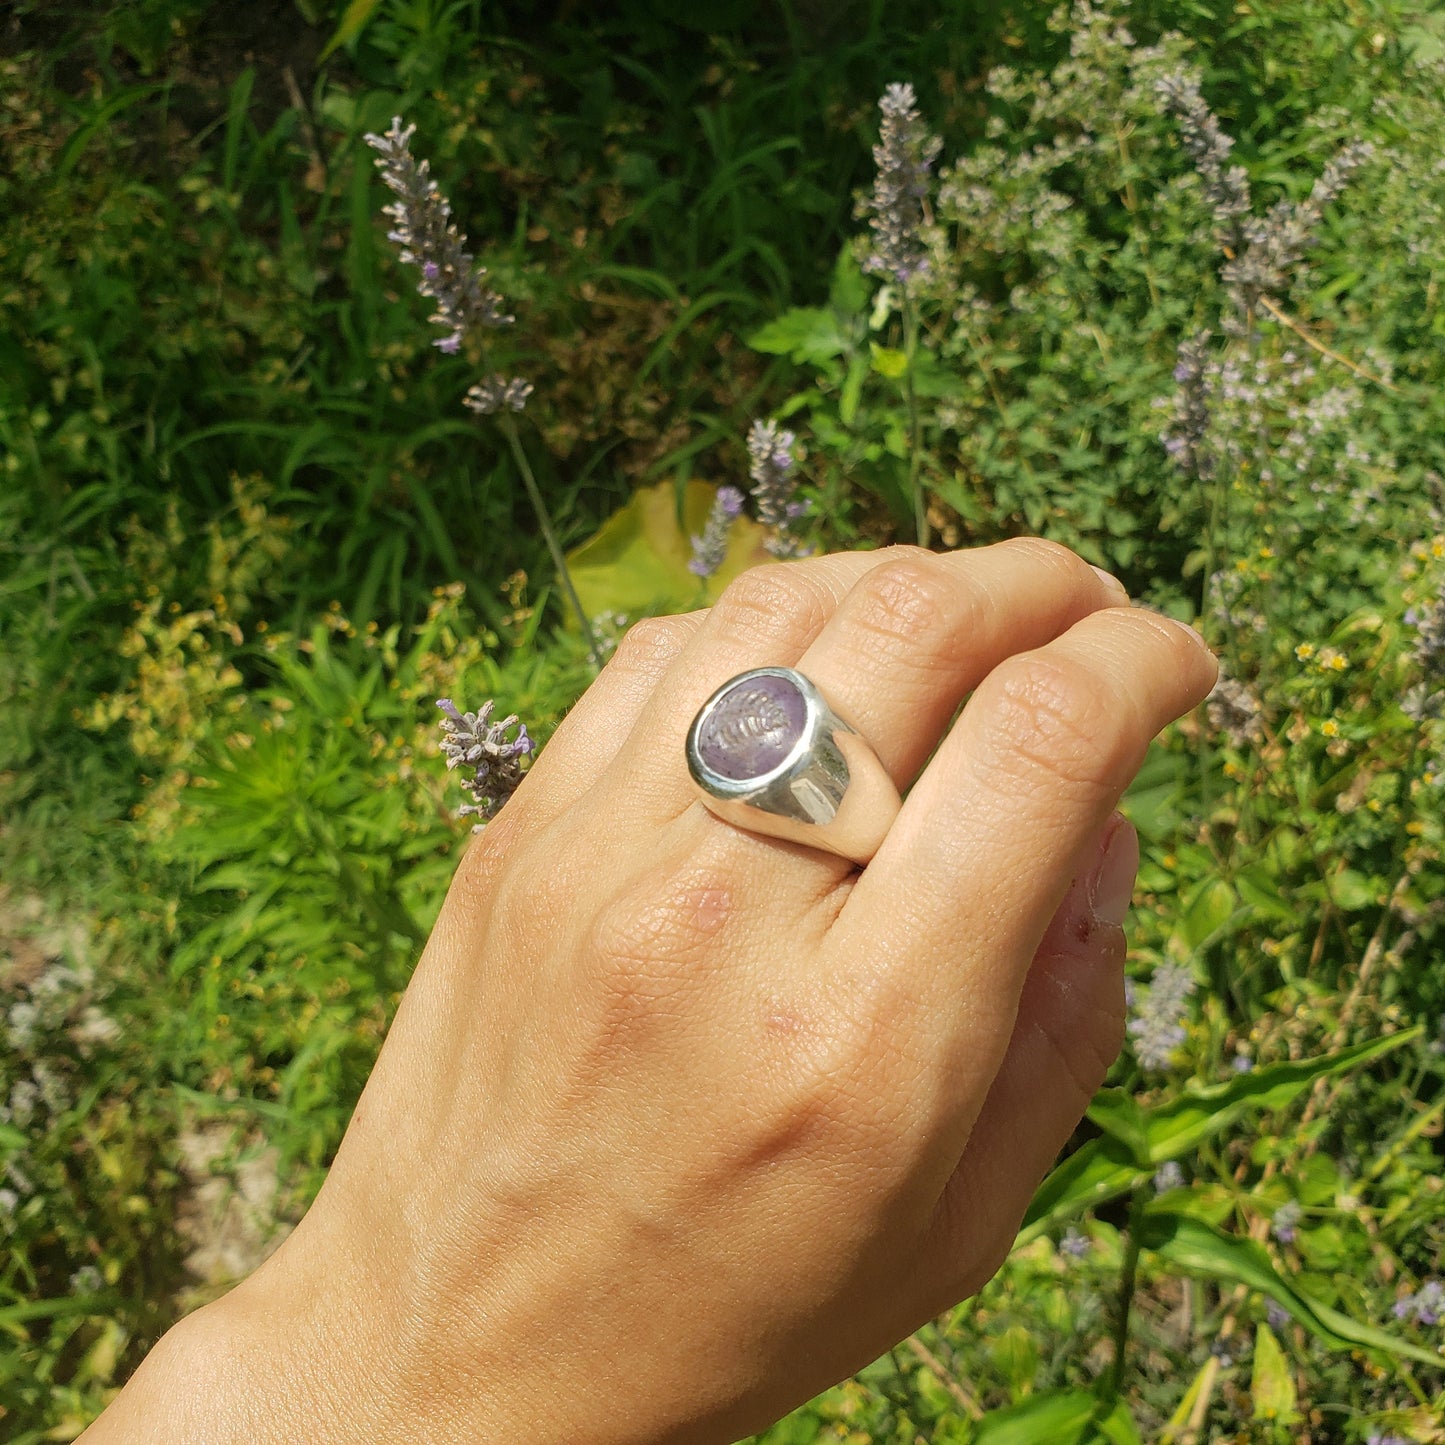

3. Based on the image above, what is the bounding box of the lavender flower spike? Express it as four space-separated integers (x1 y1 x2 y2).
1126 961 1195 1072
689 486 745 579
437 698 536 826
747 420 808 558
364 117 529 408
858 82 942 287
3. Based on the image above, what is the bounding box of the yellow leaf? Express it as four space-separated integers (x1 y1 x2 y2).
565 480 771 624
1250 1322 1300 1422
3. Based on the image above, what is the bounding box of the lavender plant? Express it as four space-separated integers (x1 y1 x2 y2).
687 485 745 580
435 697 535 826
364 118 602 670
856 83 940 548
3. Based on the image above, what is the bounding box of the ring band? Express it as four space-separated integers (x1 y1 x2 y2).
685 667 902 865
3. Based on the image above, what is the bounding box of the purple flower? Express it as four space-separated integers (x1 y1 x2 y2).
688 486 745 579
747 420 808 558
857 82 942 287
1231 1052 1254 1074
1058 1227 1090 1260
364 117 528 407
1127 962 1195 1072
1393 1279 1444 1327
1271 1200 1302 1245
436 698 535 826
1266 1300 1291 1330
1153 1161 1185 1194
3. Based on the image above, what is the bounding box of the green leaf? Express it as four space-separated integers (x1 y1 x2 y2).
1140 1030 1419 1164
1327 868 1378 911
828 246 869 316
1140 1211 1442 1368
1232 865 1299 924
748 308 850 365
1086 1089 1151 1168
869 343 908 379
989 1325 1041 1399
972 1390 1098 1445
320 0 386 59
1020 1032 1419 1244
1173 877 1238 953
1091 1398 1143 1445
565 479 770 622
840 352 869 426
1250 1323 1300 1423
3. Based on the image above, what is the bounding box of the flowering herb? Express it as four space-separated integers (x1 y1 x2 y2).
1153 1161 1185 1195
1270 1200 1302 1245
436 698 535 826
688 486 745 580
1126 961 1195 1072
364 117 602 670
364 118 521 369
857 82 941 288
1392 1279 1443 1326
746 420 810 559
1156 70 1375 331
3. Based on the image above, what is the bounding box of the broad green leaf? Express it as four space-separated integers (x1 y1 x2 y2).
748 307 850 365
1019 1135 1138 1243
989 1325 1040 1399
1020 1032 1418 1244
1140 1210 1442 1368
972 1389 1097 1445
1086 1089 1151 1167
565 479 770 623
870 343 908 378
1139 1029 1419 1162
828 246 869 316
1250 1323 1300 1423
320 0 386 59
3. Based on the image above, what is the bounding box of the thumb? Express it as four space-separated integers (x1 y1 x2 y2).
918 812 1138 1299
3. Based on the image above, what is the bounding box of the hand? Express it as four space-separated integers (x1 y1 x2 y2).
85 539 1216 1444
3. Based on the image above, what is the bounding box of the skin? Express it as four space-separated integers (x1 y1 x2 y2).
81 537 1217 1444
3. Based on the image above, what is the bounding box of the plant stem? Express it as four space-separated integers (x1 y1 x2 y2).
901 289 928 548
1106 1184 1147 1400
499 414 603 673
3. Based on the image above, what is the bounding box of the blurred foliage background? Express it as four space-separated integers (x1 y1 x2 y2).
2 0 1445 1438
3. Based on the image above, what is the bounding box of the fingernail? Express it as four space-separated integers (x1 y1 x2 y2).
1090 817 1139 928
1090 565 1128 598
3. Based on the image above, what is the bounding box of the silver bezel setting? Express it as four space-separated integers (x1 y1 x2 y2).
686 666 855 828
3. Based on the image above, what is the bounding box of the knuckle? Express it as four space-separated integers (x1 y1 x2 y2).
847 555 959 652
998 534 1087 577
977 653 1120 794
709 563 827 649
584 877 733 1036
609 615 695 675
489 832 578 939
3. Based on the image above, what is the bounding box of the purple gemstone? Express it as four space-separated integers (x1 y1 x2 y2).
696 672 807 781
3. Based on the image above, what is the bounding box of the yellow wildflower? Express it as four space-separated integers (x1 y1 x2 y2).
1295 642 1316 661
1321 719 1340 737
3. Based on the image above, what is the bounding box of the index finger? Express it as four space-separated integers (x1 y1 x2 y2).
826 604 1216 1108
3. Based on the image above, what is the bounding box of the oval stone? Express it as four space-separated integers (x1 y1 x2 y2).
696 672 807 781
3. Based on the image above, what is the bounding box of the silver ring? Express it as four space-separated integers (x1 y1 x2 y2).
685 667 902 865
